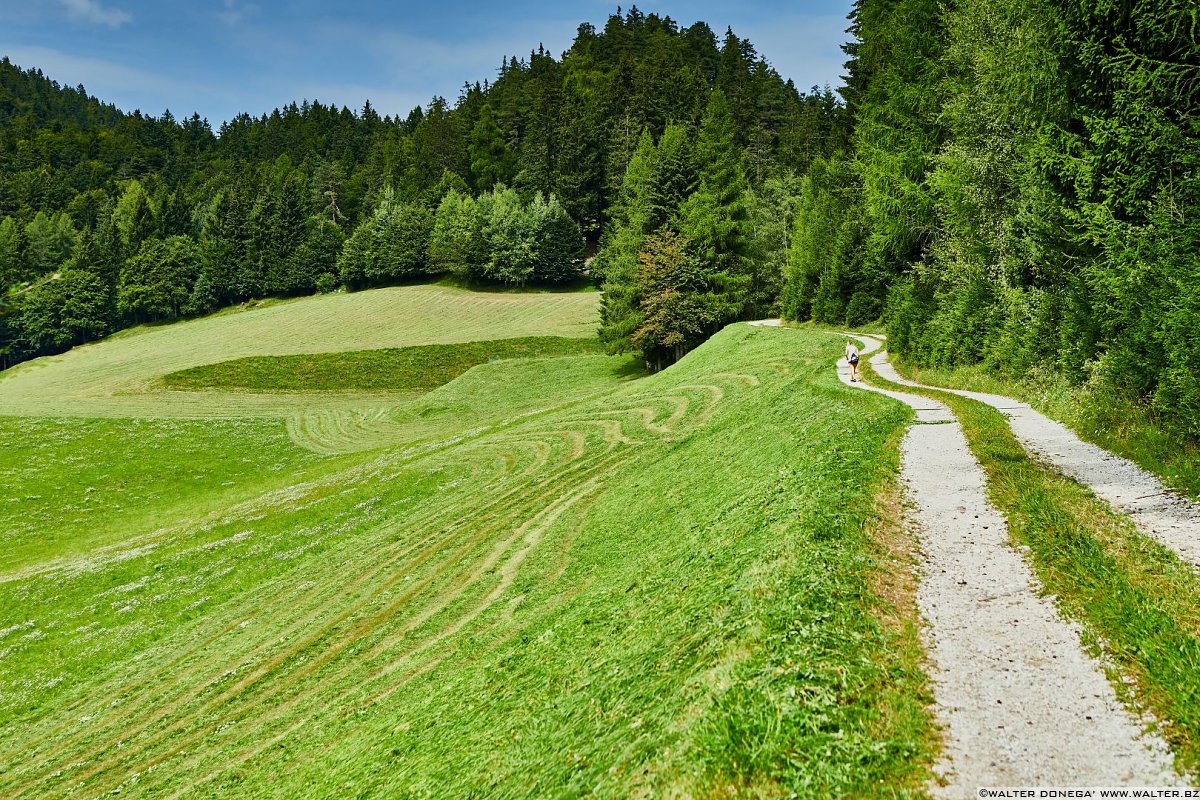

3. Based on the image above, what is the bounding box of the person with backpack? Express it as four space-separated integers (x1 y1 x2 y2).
845 338 861 382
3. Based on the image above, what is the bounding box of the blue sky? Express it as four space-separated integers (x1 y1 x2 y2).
0 0 854 126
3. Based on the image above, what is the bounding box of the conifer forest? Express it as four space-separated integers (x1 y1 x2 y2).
3 3 1195 435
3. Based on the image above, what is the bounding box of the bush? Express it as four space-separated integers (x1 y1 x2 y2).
315 272 338 294
844 292 881 327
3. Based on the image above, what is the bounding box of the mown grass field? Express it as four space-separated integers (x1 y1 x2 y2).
0 289 937 797
0 284 600 418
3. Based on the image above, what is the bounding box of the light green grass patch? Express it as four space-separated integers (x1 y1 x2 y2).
162 336 607 393
0 325 936 797
0 416 342 575
0 284 600 417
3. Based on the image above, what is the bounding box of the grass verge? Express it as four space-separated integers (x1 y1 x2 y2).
863 357 1200 777
161 336 606 392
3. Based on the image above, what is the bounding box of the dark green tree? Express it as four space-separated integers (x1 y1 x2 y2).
469 105 513 191
678 89 752 317
117 236 200 322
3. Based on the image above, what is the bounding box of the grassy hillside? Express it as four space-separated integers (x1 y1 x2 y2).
0 284 600 418
161 336 606 393
0 305 934 797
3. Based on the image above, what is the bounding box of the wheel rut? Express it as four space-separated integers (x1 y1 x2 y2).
835 332 1182 791
868 349 1200 571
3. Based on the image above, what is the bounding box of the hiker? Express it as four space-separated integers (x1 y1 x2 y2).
845 338 860 382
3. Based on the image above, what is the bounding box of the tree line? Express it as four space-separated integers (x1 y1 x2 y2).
11 1 1186 440
780 0 1200 439
0 7 844 369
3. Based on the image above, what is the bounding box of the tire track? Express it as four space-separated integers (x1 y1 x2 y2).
869 349 1200 570
834 332 1181 791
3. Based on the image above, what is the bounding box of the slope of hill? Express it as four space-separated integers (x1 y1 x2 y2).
0 283 600 417
0 298 934 797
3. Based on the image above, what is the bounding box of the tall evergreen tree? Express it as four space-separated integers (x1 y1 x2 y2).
597 129 658 353
678 89 752 318
0 216 29 287
468 105 513 191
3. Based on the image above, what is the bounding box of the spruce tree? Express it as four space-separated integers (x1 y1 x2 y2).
527 193 584 284
469 105 513 191
597 129 658 353
112 181 155 257
0 216 29 287
678 89 752 322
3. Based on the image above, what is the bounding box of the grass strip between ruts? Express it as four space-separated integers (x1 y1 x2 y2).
862 355 1200 778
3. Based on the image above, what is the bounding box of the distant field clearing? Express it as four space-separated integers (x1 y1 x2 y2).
0 285 600 418
162 336 605 393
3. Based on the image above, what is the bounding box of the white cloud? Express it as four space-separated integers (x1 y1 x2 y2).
217 0 258 27
58 0 131 29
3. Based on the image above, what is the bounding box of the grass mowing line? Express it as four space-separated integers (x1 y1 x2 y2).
109 421 641 795
15 444 624 795
284 354 639 456
71 422 668 797
4 391 587 585
57 364 747 795
166 475 625 796
49 434 649 796
863 356 1200 776
9 426 613 784
185 488 616 799
161 336 605 393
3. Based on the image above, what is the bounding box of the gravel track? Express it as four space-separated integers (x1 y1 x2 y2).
867 351 1200 571
832 332 1182 792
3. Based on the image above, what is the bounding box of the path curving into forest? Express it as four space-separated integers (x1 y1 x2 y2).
833 332 1182 792
865 347 1200 571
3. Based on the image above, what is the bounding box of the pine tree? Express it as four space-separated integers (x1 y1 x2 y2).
647 123 695 229
527 193 584 284
24 211 77 276
0 216 29 287
117 236 200 322
199 188 250 303
597 129 658 353
678 89 752 320
469 105 513 191
157 190 193 238
16 269 111 355
112 181 155 256
554 86 604 235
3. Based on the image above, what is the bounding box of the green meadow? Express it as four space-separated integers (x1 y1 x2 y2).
0 288 935 798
